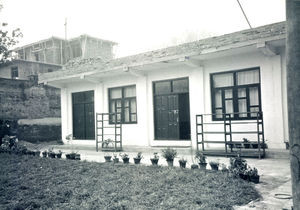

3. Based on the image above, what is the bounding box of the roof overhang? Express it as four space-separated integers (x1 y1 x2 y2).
39 33 285 89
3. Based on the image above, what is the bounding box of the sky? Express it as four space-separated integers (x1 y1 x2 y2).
0 0 286 57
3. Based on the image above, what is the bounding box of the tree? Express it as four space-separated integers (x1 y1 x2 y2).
286 0 300 209
0 3 23 64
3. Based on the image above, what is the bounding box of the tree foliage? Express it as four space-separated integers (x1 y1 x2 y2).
0 3 23 64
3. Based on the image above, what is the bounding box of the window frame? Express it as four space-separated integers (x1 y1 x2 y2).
210 67 262 121
11 67 19 79
108 85 137 124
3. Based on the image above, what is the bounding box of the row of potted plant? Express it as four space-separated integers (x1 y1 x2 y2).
41 149 81 160
228 138 268 149
41 149 63 158
104 152 143 164
0 139 42 156
102 149 224 171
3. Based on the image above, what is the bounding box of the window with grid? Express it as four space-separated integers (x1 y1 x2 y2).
211 68 261 120
109 85 137 124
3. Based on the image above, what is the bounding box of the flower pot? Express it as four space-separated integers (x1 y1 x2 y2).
104 156 112 162
122 157 129 164
48 153 56 158
179 161 186 168
199 162 207 170
56 153 62 158
210 164 219 171
75 154 81 160
113 158 119 163
239 173 249 181
66 153 76 160
244 143 251 149
191 164 199 169
150 158 159 165
134 158 141 164
285 142 289 150
167 159 174 167
250 175 260 184
228 144 234 149
262 143 268 149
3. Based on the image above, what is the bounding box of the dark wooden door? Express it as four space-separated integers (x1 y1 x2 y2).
154 94 179 139
73 103 85 139
85 103 95 139
72 91 95 140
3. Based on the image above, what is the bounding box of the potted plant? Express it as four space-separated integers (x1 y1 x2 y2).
229 154 248 178
178 157 187 168
209 161 219 171
66 152 77 160
35 150 41 157
48 152 56 158
248 167 260 183
251 142 258 149
228 143 234 149
42 150 47 157
104 154 112 162
261 139 268 149
75 153 81 160
56 150 62 158
162 148 177 167
195 151 207 170
102 138 115 150
191 164 199 169
47 148 55 158
150 152 159 165
220 163 228 173
243 138 251 149
133 152 143 164
113 154 119 163
120 153 130 164
284 140 289 150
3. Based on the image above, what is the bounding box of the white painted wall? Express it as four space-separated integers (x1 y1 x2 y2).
60 48 287 149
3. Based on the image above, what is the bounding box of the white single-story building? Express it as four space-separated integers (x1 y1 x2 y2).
39 21 287 154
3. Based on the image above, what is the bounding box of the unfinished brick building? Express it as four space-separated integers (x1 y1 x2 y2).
0 35 117 80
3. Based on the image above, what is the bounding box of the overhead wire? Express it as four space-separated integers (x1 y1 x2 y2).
236 0 252 29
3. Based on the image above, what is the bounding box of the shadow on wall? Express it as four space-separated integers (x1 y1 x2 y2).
0 119 61 143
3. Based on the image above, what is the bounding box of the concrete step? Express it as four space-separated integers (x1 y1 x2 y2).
265 149 290 159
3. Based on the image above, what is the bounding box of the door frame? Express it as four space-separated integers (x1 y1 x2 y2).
152 77 191 140
72 90 95 140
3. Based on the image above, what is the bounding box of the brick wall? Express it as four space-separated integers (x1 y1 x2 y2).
0 78 61 142
0 60 62 80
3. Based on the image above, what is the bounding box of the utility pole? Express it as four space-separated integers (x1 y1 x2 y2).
286 0 300 209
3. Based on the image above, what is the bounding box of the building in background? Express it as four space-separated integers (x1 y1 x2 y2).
0 35 117 143
0 35 117 80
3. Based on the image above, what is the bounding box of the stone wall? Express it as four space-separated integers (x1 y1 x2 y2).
0 78 61 142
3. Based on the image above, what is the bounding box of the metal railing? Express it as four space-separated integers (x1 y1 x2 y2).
196 112 265 158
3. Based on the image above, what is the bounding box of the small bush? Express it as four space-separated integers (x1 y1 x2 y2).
161 148 177 161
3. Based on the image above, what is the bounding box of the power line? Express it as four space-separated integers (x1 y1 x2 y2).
236 0 252 29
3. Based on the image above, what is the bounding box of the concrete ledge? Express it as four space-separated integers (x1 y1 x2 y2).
265 149 290 159
18 118 61 125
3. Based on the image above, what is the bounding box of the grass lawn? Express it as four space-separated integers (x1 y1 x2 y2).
0 153 260 209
